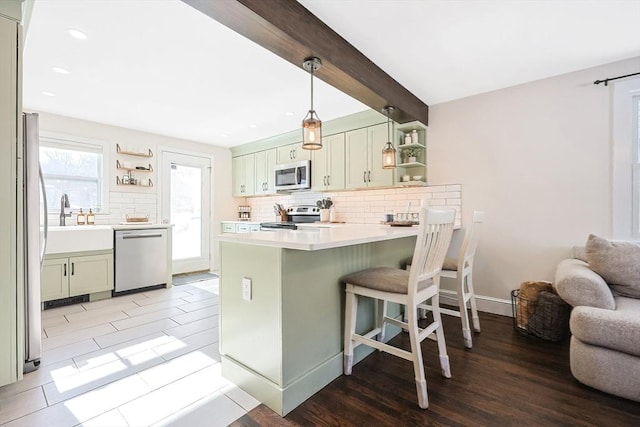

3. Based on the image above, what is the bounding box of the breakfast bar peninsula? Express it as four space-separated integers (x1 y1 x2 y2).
217 225 419 415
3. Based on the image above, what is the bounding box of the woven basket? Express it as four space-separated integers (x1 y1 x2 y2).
511 289 571 342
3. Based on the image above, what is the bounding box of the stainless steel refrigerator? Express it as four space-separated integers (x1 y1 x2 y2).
22 112 46 373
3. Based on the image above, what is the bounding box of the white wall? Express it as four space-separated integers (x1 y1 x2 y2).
37 112 235 271
427 56 640 304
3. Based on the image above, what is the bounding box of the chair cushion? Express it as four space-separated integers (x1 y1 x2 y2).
585 234 640 298
570 296 640 357
441 257 458 271
342 267 432 294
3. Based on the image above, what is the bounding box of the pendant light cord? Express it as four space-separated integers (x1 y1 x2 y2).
310 65 314 113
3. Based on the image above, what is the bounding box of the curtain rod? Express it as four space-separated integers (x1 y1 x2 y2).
593 71 640 86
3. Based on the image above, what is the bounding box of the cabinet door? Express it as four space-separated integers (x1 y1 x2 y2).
242 153 255 196
254 150 268 195
69 254 114 297
345 128 369 189
232 156 243 197
264 149 277 194
41 258 69 302
254 149 277 195
367 123 394 188
326 133 345 190
291 142 311 161
276 145 294 164
311 140 328 191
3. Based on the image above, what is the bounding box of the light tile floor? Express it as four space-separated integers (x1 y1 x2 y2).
0 279 259 427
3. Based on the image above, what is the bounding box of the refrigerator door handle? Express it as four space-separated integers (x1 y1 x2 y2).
39 166 48 267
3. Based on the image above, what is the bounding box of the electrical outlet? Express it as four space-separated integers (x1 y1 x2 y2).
242 277 252 301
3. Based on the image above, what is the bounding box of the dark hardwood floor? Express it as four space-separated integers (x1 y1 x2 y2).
231 311 640 426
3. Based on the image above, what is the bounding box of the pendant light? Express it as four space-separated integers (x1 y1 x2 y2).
381 106 396 169
302 57 322 150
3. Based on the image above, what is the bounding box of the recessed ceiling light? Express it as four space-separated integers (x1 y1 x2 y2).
249 124 257 128
285 112 294 116
41 91 55 97
52 66 69 75
68 29 88 40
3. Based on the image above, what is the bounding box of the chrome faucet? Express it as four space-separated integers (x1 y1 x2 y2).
59 193 71 226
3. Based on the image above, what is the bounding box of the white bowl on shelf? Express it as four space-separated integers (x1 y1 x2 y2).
412 175 423 181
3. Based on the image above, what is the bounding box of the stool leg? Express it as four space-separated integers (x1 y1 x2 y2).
377 299 387 344
467 272 481 333
432 291 451 378
344 287 357 375
407 301 429 409
458 273 473 349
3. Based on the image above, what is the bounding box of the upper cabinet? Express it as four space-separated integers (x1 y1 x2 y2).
345 123 393 189
254 149 277 195
276 142 311 164
233 154 255 197
312 133 345 191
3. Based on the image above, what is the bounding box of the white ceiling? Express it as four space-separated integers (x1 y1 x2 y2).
23 0 640 148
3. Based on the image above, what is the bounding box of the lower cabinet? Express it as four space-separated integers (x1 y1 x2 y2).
41 251 114 302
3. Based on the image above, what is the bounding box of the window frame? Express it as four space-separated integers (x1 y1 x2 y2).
612 78 640 240
39 132 110 215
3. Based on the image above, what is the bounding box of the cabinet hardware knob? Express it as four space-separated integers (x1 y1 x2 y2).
363 171 366 183
71 262 75 275
64 263 67 276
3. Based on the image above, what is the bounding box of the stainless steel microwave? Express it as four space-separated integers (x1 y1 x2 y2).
274 160 311 191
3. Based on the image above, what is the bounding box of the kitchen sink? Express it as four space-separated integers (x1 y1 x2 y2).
46 225 113 254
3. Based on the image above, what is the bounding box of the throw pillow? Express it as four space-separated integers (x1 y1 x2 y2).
585 234 640 298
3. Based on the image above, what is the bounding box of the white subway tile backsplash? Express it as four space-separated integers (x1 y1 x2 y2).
245 184 462 225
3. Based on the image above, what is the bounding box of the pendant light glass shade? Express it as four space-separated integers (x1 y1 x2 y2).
381 106 396 169
302 57 322 150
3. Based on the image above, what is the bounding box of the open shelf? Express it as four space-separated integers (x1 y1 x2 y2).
397 142 425 149
116 176 154 187
116 144 153 158
116 160 153 172
397 161 426 168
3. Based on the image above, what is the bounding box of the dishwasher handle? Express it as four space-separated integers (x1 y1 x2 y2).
121 233 164 239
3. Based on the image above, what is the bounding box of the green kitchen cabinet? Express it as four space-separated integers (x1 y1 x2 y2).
41 252 114 302
345 123 393 189
0 6 21 388
312 133 345 191
276 142 311 164
254 149 277 195
232 154 255 197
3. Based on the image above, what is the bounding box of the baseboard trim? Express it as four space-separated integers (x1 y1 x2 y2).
439 289 513 317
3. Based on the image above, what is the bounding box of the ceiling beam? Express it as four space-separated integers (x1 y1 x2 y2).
181 0 429 125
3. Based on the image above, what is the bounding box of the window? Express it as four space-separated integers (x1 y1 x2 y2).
612 78 640 239
633 95 640 237
40 138 106 213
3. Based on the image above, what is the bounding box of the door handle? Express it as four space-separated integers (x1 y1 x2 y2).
63 263 67 276
363 171 366 183
292 148 296 159
290 149 293 159
323 176 327 186
71 262 74 276
327 175 331 186
368 171 371 182
122 234 164 239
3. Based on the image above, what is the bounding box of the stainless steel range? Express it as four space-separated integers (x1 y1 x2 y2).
260 205 320 230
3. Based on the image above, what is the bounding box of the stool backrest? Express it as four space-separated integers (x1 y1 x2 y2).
458 211 485 272
408 208 455 296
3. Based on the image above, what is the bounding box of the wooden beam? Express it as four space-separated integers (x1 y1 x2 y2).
181 0 429 125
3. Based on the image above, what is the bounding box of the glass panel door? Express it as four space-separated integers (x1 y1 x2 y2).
161 151 211 274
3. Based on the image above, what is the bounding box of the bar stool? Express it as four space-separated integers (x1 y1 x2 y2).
439 210 484 348
342 208 455 409
413 211 485 348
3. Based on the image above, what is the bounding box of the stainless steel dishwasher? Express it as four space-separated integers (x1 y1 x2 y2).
114 228 168 294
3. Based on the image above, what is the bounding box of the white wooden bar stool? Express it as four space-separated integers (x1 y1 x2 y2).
439 210 484 349
342 208 455 409
408 211 484 348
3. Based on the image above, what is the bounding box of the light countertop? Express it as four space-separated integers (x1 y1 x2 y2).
111 223 173 230
216 224 418 251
